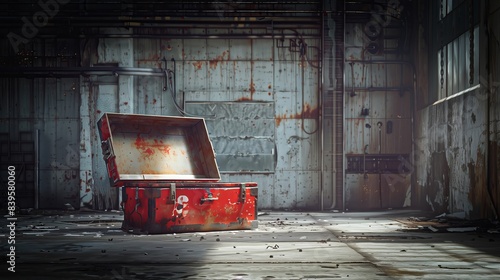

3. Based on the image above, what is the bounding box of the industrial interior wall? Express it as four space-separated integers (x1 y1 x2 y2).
489 2 500 221
0 39 81 210
342 18 414 211
413 0 500 219
79 33 322 210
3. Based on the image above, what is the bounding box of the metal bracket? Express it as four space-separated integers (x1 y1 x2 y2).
239 183 246 203
101 139 114 161
134 187 140 211
169 183 176 203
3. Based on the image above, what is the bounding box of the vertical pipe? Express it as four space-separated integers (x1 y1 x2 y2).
34 128 39 210
320 3 325 211
342 0 347 212
378 122 382 208
328 0 337 210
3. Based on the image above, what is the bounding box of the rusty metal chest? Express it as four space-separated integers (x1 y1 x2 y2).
97 113 258 234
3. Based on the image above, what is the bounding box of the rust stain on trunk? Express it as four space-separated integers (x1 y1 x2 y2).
134 134 155 157
135 135 177 157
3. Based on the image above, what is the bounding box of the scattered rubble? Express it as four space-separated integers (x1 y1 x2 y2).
402 213 499 234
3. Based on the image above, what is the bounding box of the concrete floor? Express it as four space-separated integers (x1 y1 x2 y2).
1 209 499 279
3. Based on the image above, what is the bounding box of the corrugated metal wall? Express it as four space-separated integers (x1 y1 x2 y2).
0 37 81 209
0 76 80 209
119 36 321 210
74 4 323 210
1 0 324 211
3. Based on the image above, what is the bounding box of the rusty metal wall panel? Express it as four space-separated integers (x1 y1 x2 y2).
386 91 411 119
183 39 207 60
346 172 411 210
230 39 252 60
183 60 209 93
274 61 299 93
381 173 411 209
186 102 274 173
207 39 229 61
276 119 319 171
273 170 320 209
295 171 321 209
86 32 321 210
33 78 80 209
0 78 38 209
344 18 413 210
252 39 273 61
345 174 380 211
208 61 230 94
370 92 385 119
134 39 159 61
135 75 178 115
251 61 274 101
178 34 320 209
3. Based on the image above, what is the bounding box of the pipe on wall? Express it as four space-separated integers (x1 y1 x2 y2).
0 67 166 77
320 3 325 211
326 0 338 210
34 129 39 210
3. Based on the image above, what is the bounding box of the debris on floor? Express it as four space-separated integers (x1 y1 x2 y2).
400 213 499 234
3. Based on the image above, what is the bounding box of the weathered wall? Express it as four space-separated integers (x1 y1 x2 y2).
414 0 500 219
486 1 500 220
1 1 324 211
77 33 322 210
0 37 81 209
415 91 489 217
342 11 414 211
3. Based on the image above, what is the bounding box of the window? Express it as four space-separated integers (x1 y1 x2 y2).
439 0 463 20
437 25 479 100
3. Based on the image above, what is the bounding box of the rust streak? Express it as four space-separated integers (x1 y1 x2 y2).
275 104 318 126
134 134 157 157
192 61 203 71
158 145 171 155
249 76 255 100
209 50 229 69
144 148 155 156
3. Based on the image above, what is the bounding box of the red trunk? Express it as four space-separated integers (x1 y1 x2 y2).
122 183 258 233
97 113 258 234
